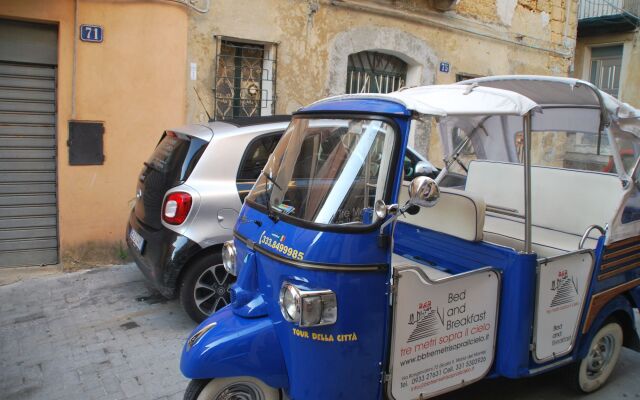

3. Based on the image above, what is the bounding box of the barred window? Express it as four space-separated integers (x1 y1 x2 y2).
214 39 276 120
455 73 481 82
346 51 407 94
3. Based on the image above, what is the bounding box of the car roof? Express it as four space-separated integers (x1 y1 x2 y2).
171 116 292 142
211 115 292 127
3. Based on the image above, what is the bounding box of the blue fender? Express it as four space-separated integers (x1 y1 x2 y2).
576 295 640 359
180 307 289 390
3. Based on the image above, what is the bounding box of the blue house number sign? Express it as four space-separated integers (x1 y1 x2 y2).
439 62 450 73
80 25 103 43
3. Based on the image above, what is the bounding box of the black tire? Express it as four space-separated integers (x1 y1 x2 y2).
179 252 235 323
570 321 623 393
184 379 208 400
183 378 281 400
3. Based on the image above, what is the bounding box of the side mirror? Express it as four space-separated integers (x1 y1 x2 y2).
408 176 440 208
414 161 437 177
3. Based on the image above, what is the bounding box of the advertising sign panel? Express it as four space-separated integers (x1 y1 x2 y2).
390 267 500 399
533 251 594 362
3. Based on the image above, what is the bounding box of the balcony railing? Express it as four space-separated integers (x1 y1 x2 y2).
578 0 640 19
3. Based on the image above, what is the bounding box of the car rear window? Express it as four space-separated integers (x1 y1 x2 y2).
148 131 207 184
134 132 208 229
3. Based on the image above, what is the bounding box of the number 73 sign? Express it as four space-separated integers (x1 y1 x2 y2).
80 25 103 43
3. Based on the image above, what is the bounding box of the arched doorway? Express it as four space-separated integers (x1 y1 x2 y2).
325 26 437 97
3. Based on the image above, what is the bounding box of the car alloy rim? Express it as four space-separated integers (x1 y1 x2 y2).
586 333 616 379
194 263 233 316
214 382 265 400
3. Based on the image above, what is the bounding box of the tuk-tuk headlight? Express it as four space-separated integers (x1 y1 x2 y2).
222 240 237 276
281 284 301 322
279 282 337 327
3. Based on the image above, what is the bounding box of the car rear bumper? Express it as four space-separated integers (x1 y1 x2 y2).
126 211 202 298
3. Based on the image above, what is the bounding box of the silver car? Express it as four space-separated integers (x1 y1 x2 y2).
126 116 436 322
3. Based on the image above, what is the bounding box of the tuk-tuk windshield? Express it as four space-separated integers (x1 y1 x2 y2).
246 117 396 226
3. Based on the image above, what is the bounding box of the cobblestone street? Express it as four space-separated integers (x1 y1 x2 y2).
0 264 194 400
1 264 639 400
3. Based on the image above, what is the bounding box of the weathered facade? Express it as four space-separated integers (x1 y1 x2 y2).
187 0 580 161
0 0 582 267
573 0 639 107
0 0 188 266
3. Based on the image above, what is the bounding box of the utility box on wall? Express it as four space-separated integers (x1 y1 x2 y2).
68 121 105 165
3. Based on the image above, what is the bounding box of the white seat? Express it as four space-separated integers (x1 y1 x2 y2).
465 160 624 254
483 214 597 257
398 185 486 242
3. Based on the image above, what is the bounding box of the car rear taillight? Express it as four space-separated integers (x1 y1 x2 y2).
162 192 192 225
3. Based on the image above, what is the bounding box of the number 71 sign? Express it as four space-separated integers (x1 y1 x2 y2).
80 25 103 43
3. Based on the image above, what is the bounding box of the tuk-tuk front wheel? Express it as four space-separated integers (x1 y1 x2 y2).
573 321 623 393
184 377 281 400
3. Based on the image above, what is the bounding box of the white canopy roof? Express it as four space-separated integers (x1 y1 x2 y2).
459 75 640 122
309 84 540 117
307 76 640 179
311 75 639 123
384 85 539 117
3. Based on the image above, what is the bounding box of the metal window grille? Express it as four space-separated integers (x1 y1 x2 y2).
346 51 407 94
455 73 482 82
579 0 640 19
213 40 276 120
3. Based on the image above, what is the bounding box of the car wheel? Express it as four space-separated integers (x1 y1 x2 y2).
184 377 280 400
180 253 235 323
572 321 623 393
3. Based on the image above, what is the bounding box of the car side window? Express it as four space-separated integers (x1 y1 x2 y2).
404 150 419 181
404 155 415 181
238 132 283 181
236 131 283 201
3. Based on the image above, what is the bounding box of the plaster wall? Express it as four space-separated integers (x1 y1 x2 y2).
187 0 579 162
0 0 188 255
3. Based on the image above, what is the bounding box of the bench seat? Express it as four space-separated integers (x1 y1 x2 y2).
483 213 598 257
466 160 623 256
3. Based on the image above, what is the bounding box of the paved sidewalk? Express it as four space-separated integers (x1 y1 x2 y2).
1 264 639 400
0 264 195 400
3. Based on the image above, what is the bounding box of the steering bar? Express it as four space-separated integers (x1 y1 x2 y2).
578 224 606 249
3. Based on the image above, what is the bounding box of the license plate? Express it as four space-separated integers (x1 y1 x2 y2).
129 228 145 252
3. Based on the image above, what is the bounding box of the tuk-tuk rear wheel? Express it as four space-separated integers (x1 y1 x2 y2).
572 321 623 393
184 377 281 400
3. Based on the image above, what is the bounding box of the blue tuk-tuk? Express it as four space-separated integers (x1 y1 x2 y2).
180 76 640 400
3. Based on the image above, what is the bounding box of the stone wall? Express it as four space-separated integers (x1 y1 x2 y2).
186 0 579 157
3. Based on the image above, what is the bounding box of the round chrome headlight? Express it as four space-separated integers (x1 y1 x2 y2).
222 240 237 276
279 283 301 323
